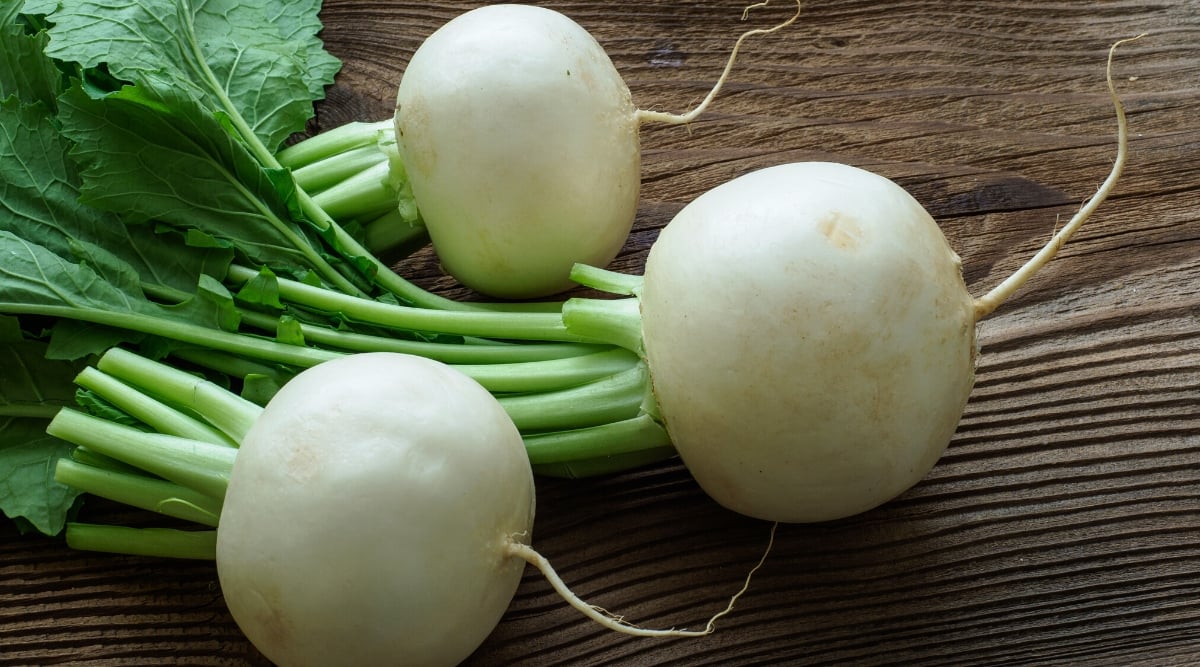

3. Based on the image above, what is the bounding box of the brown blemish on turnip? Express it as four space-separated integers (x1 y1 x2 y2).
817 211 863 250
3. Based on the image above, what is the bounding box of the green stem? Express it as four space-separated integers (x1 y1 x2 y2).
104 309 629 396
0 302 345 370
47 408 235 500
222 170 366 297
570 264 645 296
276 120 392 169
74 366 236 446
363 208 428 259
526 414 676 476
55 458 222 527
291 144 390 194
562 297 645 354
310 160 397 221
71 447 150 477
498 363 648 431
96 347 262 443
524 413 673 463
0 404 62 419
316 204 471 310
168 347 294 390
65 523 217 560
454 348 639 393
533 447 677 478
235 309 604 364
226 265 585 342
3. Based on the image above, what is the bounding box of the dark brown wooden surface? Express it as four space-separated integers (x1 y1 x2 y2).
4 1 1199 665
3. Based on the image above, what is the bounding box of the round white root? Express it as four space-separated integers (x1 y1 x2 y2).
507 522 779 637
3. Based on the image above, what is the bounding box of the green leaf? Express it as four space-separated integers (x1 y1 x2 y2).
0 419 80 535
19 2 60 17
0 232 211 360
42 0 340 151
0 316 23 342
0 340 82 418
0 232 341 367
57 82 324 275
74 388 143 428
45 320 145 361
0 232 157 318
163 275 242 333
0 341 88 535
240 374 282 405
0 14 61 109
275 315 305 346
0 94 231 297
235 266 285 309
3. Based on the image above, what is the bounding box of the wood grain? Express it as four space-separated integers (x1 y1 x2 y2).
3 1 1198 665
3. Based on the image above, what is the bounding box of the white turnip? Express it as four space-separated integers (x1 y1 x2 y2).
215 352 769 667
394 3 799 299
216 353 535 666
641 161 977 522
566 40 1133 523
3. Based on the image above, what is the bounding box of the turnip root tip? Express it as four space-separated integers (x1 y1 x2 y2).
972 35 1140 320
636 1 803 127
507 522 778 637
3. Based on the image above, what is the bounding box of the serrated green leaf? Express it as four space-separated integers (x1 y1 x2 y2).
0 418 80 536
57 82 324 275
45 320 145 361
0 341 87 536
42 0 340 151
0 94 231 297
163 274 242 333
0 232 218 360
275 315 304 346
235 266 284 309
0 15 61 109
0 232 156 316
0 340 83 417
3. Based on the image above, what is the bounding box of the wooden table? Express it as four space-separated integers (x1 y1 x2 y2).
3 1 1198 664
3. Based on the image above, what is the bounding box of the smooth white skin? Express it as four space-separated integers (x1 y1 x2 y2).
216 353 535 667
395 4 640 299
640 162 977 523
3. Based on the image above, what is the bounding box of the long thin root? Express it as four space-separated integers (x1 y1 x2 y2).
507 521 778 638
636 1 802 127
972 35 1144 320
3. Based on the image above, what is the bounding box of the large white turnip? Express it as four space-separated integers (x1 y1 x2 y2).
566 39 1134 523
216 353 535 666
216 352 768 667
394 3 799 299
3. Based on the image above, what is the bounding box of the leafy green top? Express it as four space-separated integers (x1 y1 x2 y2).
0 0 342 535
38 0 339 152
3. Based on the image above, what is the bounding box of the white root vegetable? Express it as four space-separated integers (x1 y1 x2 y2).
569 39 1135 523
641 160 978 522
217 353 535 667
217 352 772 667
394 3 799 299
